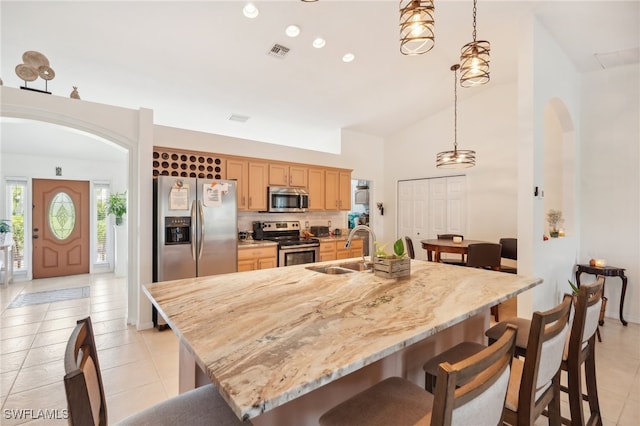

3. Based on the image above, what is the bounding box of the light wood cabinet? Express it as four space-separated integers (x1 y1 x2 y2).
226 159 248 210
156 148 351 213
238 245 277 272
319 240 337 262
248 161 268 211
325 170 352 211
339 171 351 211
307 168 325 211
336 238 363 259
269 164 308 188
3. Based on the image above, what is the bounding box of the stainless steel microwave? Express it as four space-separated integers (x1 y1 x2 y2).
268 187 309 213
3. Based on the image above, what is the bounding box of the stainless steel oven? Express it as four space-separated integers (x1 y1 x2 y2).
278 242 320 267
252 220 320 267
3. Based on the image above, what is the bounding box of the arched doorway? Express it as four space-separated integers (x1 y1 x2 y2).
1 90 150 327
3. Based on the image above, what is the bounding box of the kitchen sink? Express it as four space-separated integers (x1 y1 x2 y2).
306 261 373 275
336 261 373 272
306 265 354 275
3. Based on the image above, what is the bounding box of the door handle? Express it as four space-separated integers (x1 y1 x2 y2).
198 200 205 260
33 235 39 239
33 228 39 232
190 200 196 261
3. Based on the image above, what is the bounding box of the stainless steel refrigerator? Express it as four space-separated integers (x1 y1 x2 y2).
153 176 237 327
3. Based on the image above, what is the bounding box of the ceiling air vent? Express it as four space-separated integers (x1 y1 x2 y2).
228 114 250 123
268 44 290 59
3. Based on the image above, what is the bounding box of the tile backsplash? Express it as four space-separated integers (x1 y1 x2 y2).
238 211 347 236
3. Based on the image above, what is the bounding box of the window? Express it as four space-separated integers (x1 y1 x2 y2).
5 179 27 272
95 183 109 264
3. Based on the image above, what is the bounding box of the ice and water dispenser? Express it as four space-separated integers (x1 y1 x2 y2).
164 216 191 245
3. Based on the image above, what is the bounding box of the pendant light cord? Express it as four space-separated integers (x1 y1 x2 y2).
472 0 477 42
453 66 458 152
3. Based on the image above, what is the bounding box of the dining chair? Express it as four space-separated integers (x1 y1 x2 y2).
499 238 517 274
319 325 518 426
465 243 502 320
486 277 605 425
64 316 249 426
437 234 466 264
404 236 415 259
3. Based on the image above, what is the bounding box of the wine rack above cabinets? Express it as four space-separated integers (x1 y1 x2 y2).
152 147 225 180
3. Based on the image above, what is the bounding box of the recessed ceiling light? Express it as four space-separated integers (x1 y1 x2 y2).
286 25 301 38
342 53 355 63
312 37 326 49
243 3 259 19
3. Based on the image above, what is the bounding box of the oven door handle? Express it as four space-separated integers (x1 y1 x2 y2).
281 244 320 251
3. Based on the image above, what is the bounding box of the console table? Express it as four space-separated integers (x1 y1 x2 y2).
575 264 628 326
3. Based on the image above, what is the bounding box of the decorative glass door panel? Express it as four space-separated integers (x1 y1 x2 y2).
33 179 90 279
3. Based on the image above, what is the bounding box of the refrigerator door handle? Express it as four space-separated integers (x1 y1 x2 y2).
198 200 205 260
190 200 197 261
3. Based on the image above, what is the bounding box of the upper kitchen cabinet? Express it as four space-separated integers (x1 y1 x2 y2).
269 164 308 188
226 158 248 210
307 167 325 211
226 159 268 211
248 161 269 211
325 170 352 211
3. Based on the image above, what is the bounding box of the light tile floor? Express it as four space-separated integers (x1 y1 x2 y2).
1 274 638 425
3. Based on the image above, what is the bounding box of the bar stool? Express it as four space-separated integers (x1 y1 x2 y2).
422 295 572 426
319 325 518 426
485 277 605 425
64 317 250 425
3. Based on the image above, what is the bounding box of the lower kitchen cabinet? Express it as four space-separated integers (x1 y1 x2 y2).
336 238 363 260
319 241 337 262
320 238 363 261
238 245 277 272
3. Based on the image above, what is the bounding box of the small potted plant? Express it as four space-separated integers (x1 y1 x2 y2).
373 238 411 278
0 220 11 245
107 191 127 226
546 209 563 238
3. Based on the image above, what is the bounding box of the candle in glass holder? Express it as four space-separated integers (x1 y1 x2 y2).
594 259 606 267
558 229 565 237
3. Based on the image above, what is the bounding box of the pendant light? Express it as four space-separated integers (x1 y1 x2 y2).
436 65 476 168
399 0 435 55
459 0 490 87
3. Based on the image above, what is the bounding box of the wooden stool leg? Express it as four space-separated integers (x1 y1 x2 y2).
567 357 585 426
585 347 603 425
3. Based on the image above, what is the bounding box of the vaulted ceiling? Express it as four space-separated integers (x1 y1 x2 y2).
1 1 638 157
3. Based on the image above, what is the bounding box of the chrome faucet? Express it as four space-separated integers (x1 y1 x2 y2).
345 225 376 265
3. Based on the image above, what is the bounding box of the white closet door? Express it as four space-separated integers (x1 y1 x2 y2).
430 179 447 237
446 176 466 235
397 180 429 260
412 180 429 257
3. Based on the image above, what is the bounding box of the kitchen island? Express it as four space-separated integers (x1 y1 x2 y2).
143 259 541 425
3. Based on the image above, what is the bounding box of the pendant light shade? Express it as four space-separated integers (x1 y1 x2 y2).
399 0 435 55
436 65 476 169
459 0 490 87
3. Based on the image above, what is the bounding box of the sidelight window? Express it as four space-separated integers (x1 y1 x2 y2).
4 179 27 272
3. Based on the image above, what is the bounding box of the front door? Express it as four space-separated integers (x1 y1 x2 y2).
33 179 90 278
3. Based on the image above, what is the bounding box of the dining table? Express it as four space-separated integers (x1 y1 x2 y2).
420 238 490 263
143 257 541 425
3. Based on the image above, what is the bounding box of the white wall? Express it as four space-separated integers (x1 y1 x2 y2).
517 17 582 316
580 63 640 324
382 81 519 248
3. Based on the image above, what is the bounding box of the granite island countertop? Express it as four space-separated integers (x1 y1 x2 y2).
143 259 541 422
